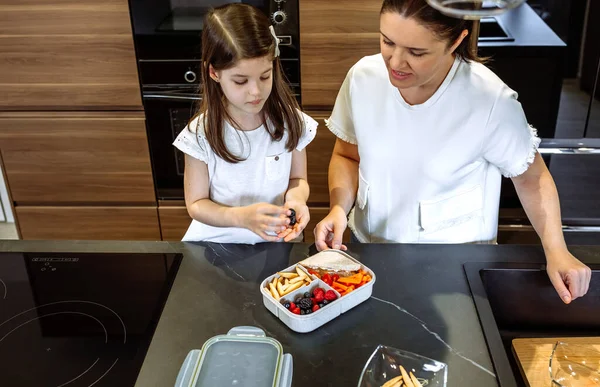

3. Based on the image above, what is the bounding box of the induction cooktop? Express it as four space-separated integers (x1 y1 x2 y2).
0 251 182 386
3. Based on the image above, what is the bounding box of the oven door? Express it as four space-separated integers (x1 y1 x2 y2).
129 0 299 60
143 89 199 200
498 139 600 245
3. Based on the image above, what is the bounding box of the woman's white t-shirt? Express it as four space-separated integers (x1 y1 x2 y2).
326 54 540 244
173 112 317 243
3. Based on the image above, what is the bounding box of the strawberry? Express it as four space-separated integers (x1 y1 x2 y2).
312 304 320 312
289 302 296 310
324 290 337 301
314 292 325 303
292 307 301 315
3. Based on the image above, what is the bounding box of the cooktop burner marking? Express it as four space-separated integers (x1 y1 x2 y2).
0 312 108 343
0 300 127 343
88 358 119 387
0 279 5 299
56 358 99 387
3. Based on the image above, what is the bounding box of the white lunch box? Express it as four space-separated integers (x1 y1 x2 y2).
259 250 376 333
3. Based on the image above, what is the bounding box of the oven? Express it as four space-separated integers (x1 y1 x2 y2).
129 0 301 199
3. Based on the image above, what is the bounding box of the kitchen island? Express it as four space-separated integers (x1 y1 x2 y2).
0 241 598 386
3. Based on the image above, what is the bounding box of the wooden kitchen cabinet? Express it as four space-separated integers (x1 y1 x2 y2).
158 201 191 241
299 0 381 109
16 206 161 240
0 0 141 110
306 111 336 206
0 112 155 205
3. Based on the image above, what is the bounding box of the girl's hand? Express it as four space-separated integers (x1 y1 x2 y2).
237 203 289 242
277 201 309 242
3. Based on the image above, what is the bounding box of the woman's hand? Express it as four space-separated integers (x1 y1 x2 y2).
236 203 289 242
314 206 348 251
546 248 592 304
277 201 310 242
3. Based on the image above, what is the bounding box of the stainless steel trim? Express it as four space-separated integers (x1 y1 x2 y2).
539 138 600 154
538 148 600 155
498 224 600 232
563 226 600 232
139 59 202 63
143 94 201 101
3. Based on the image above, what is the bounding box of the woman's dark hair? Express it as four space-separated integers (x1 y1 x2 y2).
381 0 485 63
192 3 303 163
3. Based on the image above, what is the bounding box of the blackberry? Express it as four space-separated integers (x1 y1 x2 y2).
295 296 303 304
303 292 311 298
298 297 313 310
305 309 312 314
300 309 306 315
288 209 297 226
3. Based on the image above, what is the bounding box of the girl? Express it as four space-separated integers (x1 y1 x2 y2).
174 3 317 244
314 0 591 303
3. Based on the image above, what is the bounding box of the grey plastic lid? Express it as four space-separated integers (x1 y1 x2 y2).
193 327 282 387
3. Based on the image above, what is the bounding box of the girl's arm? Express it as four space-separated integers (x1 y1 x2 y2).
184 154 289 241
279 149 310 241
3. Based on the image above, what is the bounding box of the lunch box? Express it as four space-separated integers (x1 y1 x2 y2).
260 249 376 333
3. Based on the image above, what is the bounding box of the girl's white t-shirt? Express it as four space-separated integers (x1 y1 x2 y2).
326 54 540 244
173 111 317 243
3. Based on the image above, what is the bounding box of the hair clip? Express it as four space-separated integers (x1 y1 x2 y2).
269 25 280 58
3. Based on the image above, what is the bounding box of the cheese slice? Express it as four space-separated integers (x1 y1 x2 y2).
299 251 361 272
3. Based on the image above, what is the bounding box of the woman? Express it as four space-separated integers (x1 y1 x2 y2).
314 0 591 304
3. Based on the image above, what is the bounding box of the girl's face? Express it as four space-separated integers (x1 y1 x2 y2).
379 12 465 91
210 55 273 119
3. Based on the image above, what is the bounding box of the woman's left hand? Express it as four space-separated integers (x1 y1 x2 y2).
546 248 592 304
277 201 310 242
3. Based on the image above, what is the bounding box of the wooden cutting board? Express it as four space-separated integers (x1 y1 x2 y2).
512 337 600 387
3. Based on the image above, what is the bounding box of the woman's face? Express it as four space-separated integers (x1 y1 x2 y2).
380 12 464 91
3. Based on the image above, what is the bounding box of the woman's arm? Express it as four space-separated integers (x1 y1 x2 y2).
512 153 591 303
184 154 288 241
314 138 360 250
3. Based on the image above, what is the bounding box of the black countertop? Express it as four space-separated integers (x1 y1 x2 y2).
2 241 599 386
480 3 565 49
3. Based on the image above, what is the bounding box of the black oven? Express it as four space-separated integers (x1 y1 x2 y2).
128 0 301 199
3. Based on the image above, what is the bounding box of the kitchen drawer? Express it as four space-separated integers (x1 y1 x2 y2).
0 0 132 35
16 206 161 240
0 112 156 204
0 36 141 110
0 0 141 110
306 112 336 206
158 201 190 241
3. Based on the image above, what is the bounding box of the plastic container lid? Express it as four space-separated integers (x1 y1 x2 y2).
175 326 293 387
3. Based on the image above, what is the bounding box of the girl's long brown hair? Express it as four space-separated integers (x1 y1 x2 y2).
381 0 486 63
194 3 303 163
